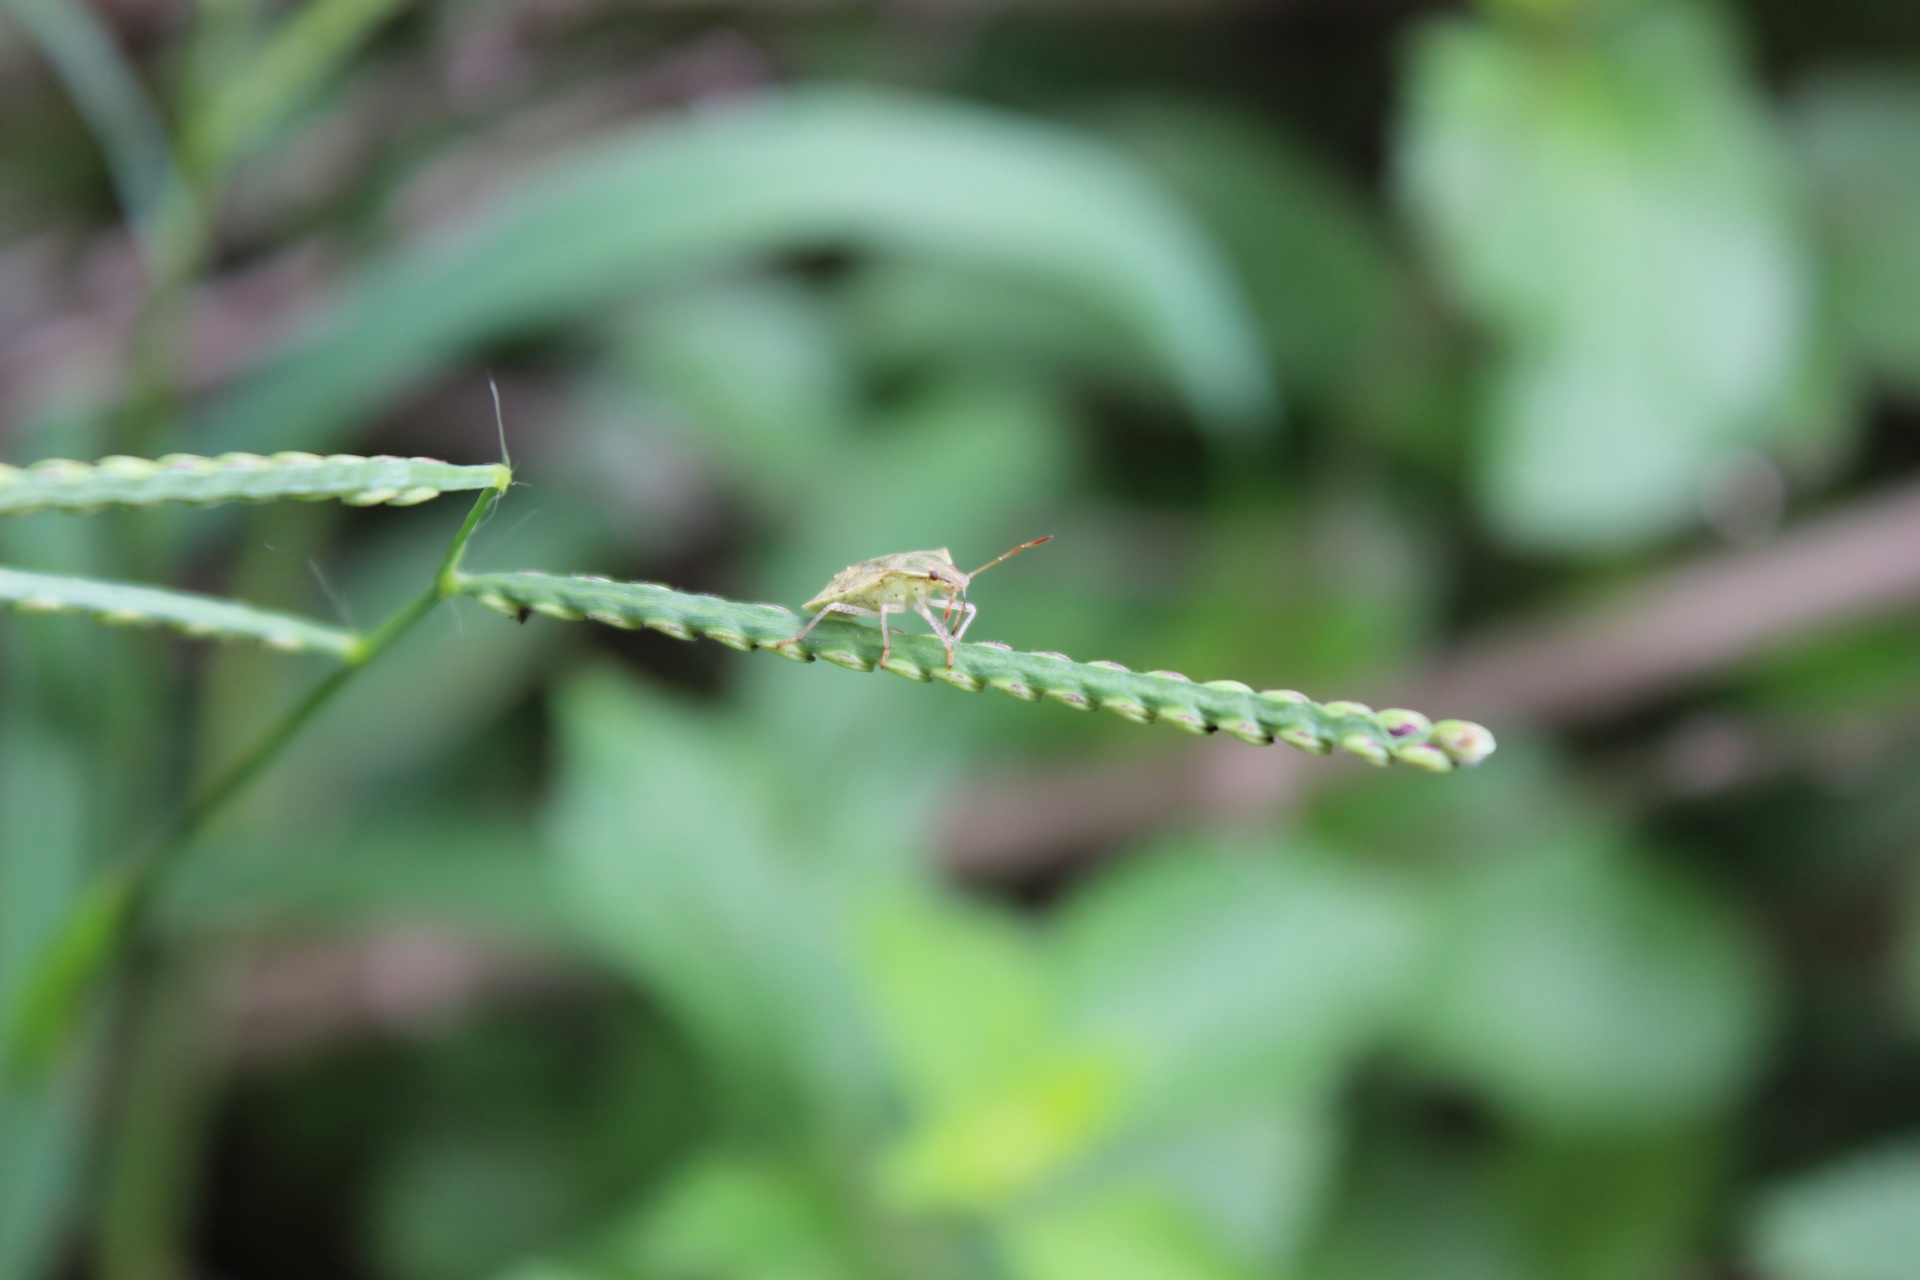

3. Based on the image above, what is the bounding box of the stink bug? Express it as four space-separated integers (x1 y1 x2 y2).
778 536 1051 669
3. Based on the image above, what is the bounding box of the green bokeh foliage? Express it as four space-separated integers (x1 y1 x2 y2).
4 0 1920 1277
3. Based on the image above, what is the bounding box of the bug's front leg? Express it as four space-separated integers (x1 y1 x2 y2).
948 600 979 643
914 600 959 668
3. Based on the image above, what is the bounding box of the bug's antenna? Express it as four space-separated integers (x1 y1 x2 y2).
967 535 1052 579
488 372 512 471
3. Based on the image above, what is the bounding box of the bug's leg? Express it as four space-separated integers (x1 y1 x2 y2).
914 601 958 668
949 601 980 643
930 597 968 630
780 602 877 651
878 603 906 666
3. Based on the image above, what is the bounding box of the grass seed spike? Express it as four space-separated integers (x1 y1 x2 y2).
780 536 1052 669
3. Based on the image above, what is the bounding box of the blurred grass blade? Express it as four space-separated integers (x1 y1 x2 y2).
184 0 412 174
1791 73 1920 397
0 452 508 515
0 568 357 658
2 875 129 1080
0 717 93 1277
456 570 1493 768
1 0 172 235
195 90 1274 453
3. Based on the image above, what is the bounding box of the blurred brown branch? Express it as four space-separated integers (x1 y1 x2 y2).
941 478 1920 878
221 929 570 1066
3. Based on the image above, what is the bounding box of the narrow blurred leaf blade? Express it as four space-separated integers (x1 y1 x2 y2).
1 0 172 230
196 89 1273 453
1791 73 1920 398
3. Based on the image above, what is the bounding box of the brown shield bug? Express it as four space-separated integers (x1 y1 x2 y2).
777 536 1051 668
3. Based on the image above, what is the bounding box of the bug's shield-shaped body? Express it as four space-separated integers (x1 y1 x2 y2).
787 548 973 669
803 549 958 612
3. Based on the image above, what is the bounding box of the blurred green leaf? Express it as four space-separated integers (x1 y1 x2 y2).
1503 1130 1720 1280
544 668 888 1138
195 89 1274 455
1084 1095 1341 1271
856 886 1121 1214
1057 838 1423 1127
881 1047 1121 1214
1408 835 1772 1133
624 1152 874 1280
1746 1142 1920 1280
856 892 1053 1115
1002 1189 1254 1280
1398 4 1811 551
1791 73 1920 398
846 261 1136 396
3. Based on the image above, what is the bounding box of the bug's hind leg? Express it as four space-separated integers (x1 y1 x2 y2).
876 603 908 666
779 602 879 654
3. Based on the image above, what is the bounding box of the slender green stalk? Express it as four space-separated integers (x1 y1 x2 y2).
454 570 1496 770
0 567 358 656
152 486 499 906
0 453 510 515
3 487 502 1077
